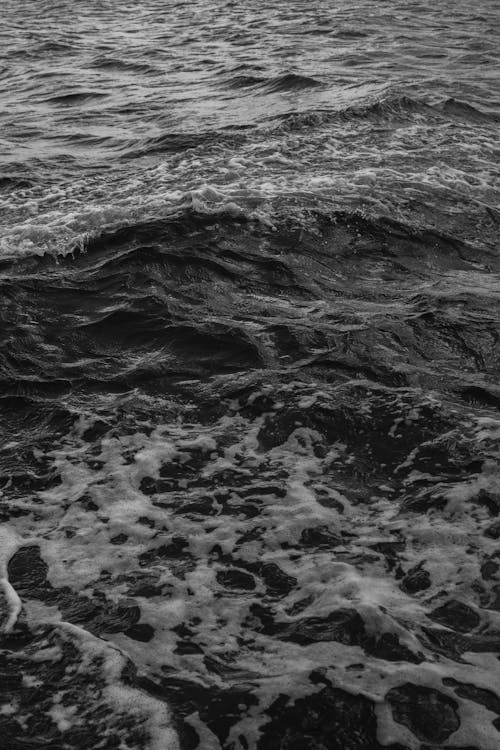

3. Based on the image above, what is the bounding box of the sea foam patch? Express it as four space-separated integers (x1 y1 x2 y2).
2 380 500 748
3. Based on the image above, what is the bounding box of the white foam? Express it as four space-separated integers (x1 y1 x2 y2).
0 525 22 632
4 384 500 746
57 621 180 750
1 107 498 260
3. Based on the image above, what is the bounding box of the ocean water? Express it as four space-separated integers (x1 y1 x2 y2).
1 1 500 748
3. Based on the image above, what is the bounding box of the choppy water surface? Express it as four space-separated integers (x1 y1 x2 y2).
1 1 500 748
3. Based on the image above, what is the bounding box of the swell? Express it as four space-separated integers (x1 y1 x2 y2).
71 209 493 268
1 209 498 397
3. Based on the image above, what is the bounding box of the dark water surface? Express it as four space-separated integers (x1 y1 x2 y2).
1 1 500 748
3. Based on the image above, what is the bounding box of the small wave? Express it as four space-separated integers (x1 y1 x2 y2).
437 98 499 124
122 130 246 158
59 132 127 149
347 94 431 118
121 132 218 158
0 175 33 191
260 73 324 93
33 40 75 54
271 93 500 132
264 95 431 132
333 28 369 39
89 55 162 75
43 91 109 105
224 74 267 89
222 71 324 93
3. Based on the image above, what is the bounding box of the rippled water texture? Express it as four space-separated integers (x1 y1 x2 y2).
1 1 500 749
1 0 499 254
